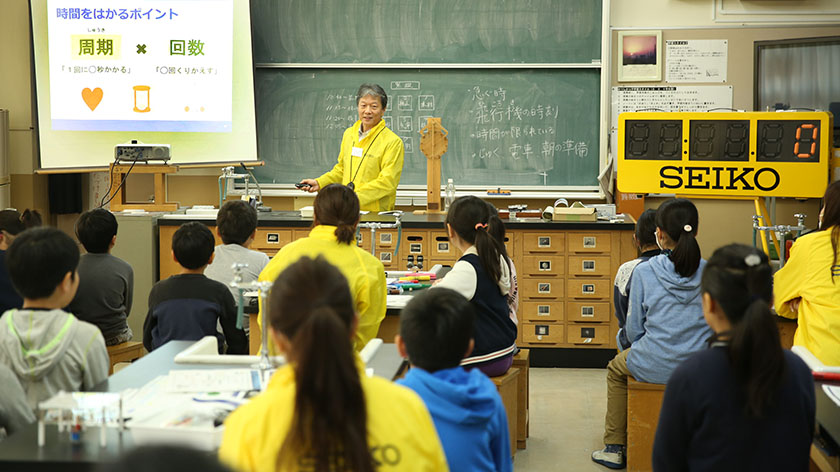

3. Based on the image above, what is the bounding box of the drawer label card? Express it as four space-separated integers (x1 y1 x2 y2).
581 306 595 317
266 233 279 243
539 260 551 271
379 252 392 263
437 242 449 253
581 327 595 338
583 236 597 248
583 260 596 271
538 305 550 316
380 233 392 244
538 236 551 247
536 325 550 336
538 283 552 294
582 283 595 294
410 243 422 253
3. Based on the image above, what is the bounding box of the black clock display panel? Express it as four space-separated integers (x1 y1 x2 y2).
756 120 821 163
624 120 683 161
688 120 749 162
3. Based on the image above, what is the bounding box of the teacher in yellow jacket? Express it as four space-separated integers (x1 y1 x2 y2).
298 83 405 212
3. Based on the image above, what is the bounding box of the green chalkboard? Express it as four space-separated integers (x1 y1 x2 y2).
252 69 601 187
251 0 602 64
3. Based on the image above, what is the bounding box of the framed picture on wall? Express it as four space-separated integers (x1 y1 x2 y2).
618 30 662 82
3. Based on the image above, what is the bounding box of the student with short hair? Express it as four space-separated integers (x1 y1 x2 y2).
433 196 517 376
613 209 660 350
396 288 512 472
219 256 448 472
593 199 711 469
205 201 269 317
66 209 134 346
0 209 41 314
0 227 109 410
653 244 815 471
142 222 247 354
258 184 386 352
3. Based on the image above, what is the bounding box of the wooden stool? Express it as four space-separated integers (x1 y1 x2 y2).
512 349 530 449
106 341 146 375
491 367 520 458
627 376 666 472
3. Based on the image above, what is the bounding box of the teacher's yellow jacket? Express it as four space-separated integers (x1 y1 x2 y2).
258 225 387 353
316 119 404 212
774 228 840 366
218 360 449 472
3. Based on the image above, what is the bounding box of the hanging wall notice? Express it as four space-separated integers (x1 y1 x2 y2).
665 40 727 83
611 85 733 131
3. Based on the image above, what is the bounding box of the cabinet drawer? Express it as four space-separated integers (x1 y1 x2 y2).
567 255 611 277
567 232 611 253
520 278 564 300
566 278 610 300
252 229 292 250
358 229 399 251
521 301 564 323
521 232 565 254
566 324 611 345
566 302 611 323
400 231 429 257
430 232 456 260
522 322 565 344
376 249 398 268
521 256 565 277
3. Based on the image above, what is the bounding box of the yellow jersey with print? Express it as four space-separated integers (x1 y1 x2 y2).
257 225 387 353
316 119 404 212
218 361 449 472
774 228 840 366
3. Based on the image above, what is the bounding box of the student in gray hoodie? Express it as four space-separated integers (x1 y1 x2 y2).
0 228 109 411
593 199 711 469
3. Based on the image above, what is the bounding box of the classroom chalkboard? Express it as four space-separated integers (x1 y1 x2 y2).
251 0 602 64
252 69 601 187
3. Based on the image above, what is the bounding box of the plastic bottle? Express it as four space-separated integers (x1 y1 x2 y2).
444 178 455 211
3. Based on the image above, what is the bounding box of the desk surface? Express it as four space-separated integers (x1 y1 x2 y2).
817 382 840 449
0 340 406 472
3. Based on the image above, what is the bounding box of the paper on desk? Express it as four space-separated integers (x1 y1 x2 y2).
165 369 262 393
824 385 840 408
386 294 414 309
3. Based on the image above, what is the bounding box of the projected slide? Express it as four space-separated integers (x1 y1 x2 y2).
48 0 232 132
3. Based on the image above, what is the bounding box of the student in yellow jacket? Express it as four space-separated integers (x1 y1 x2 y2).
219 256 448 472
298 83 404 213
258 184 386 353
775 180 840 366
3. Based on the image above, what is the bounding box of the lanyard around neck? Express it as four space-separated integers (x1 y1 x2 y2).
349 125 385 186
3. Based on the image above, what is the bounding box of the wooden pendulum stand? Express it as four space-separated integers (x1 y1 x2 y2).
418 117 449 213
108 163 179 212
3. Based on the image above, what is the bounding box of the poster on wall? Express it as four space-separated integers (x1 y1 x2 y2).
617 30 662 82
665 40 728 83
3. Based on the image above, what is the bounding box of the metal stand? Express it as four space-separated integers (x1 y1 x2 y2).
230 264 274 374
752 210 807 267
358 211 404 257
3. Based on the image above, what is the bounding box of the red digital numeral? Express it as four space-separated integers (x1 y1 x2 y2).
794 124 818 159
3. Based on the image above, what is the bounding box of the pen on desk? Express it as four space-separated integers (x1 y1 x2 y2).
812 371 840 382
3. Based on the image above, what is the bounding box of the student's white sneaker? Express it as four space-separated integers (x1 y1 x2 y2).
591 444 626 469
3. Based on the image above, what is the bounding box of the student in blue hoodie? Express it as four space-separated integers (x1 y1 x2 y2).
592 199 711 469
396 288 512 472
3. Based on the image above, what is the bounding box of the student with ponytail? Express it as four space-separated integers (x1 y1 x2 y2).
775 180 840 366
258 184 386 352
434 196 517 376
653 244 815 471
219 256 448 472
593 198 711 469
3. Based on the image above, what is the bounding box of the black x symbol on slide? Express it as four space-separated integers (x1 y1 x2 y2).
136 44 147 54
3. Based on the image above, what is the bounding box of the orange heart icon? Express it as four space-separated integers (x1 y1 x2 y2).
81 87 103 111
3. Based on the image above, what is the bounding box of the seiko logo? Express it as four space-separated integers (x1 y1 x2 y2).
659 166 780 191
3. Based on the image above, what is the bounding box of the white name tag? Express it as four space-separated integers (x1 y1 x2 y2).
351 146 364 157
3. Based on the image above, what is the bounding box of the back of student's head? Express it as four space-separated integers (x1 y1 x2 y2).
635 208 658 249
314 184 360 245
216 200 258 245
445 196 508 284
821 180 840 275
172 222 215 270
656 198 701 278
98 445 232 472
7 227 79 299
400 288 475 372
702 243 783 418
267 255 373 472
75 208 118 253
0 208 42 238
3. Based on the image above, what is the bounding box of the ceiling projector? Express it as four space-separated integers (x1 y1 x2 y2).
114 141 171 163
